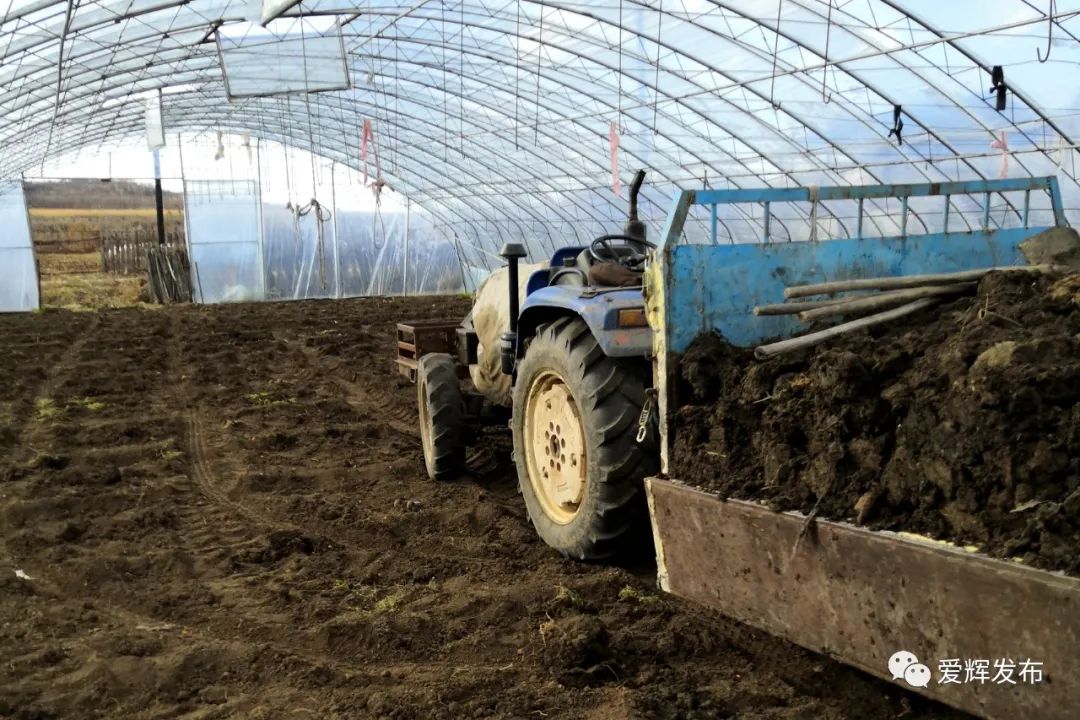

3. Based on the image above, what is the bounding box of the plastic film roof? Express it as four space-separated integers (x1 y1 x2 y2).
3 0 1080 266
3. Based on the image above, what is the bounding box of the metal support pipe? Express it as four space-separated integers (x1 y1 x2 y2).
403 195 411 296
153 149 166 246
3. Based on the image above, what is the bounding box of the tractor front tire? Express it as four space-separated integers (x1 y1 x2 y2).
418 353 465 481
511 317 656 560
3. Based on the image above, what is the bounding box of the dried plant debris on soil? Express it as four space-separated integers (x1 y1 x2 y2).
674 271 1080 575
0 298 962 719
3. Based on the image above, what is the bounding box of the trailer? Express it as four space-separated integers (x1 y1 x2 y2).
643 176 1080 720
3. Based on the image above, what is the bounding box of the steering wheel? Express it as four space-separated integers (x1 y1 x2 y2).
588 234 657 267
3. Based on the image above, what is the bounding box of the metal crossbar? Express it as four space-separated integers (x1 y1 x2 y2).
664 177 1067 247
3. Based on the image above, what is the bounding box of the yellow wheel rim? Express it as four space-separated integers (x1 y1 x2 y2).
418 373 434 462
523 369 587 525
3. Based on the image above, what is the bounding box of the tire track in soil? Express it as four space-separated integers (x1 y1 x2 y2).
276 330 514 484
6 315 100 456
1 315 100 576
151 315 397 690
161 318 512 682
184 409 285 531
276 332 421 440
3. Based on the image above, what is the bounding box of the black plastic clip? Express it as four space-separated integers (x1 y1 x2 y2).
887 105 904 146
989 66 1007 111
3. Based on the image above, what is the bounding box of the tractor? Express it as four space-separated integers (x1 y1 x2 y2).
407 171 657 560
400 174 1080 719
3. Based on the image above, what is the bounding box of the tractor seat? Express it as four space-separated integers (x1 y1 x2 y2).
548 249 643 288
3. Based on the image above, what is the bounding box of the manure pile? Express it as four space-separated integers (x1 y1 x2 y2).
673 272 1080 574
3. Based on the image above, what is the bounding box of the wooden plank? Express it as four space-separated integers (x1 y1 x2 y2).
646 478 1080 720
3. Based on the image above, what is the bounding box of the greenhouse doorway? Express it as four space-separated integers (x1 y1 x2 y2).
24 178 186 309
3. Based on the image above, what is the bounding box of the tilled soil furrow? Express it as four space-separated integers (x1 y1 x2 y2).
0 298 963 720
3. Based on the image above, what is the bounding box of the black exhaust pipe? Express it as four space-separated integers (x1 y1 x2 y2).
499 242 527 375
624 170 647 252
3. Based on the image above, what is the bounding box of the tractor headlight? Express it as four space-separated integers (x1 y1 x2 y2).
616 307 649 328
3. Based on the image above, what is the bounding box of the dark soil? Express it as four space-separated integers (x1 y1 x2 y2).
674 272 1080 575
0 296 963 719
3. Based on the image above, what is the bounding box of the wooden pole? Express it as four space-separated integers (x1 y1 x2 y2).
754 294 870 316
798 283 974 322
754 298 940 359
784 264 1064 299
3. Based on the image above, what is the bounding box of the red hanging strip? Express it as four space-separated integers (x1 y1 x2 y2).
372 124 384 204
361 118 373 185
990 130 1009 178
374 125 382 183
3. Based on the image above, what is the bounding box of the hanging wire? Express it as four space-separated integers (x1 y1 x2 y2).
821 0 832 103
514 0 521 150
393 16 399 174
441 1 448 164
1038 0 1056 62
617 0 624 131
534 2 543 145
460 0 465 155
768 0 784 110
653 0 663 132
297 7 320 192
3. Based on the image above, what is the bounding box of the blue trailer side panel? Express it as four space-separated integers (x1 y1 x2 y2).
665 227 1041 352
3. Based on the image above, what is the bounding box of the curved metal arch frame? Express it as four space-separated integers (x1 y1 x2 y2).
776 0 1072 224
3 1 904 238
25 40 764 248
358 5 892 237
4 2 968 237
3 0 1074 160
169 66 688 248
369 0 1071 232
4 0 1075 245
4 63 588 256
353 36 820 241
0 18 777 243
700 0 1014 232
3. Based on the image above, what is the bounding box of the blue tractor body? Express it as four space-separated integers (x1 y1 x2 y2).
518 272 651 359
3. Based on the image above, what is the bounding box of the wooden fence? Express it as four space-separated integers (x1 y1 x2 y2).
101 229 185 275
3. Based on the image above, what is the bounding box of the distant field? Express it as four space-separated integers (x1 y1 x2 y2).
30 207 183 219
37 251 100 274
27 205 184 308
39 273 144 310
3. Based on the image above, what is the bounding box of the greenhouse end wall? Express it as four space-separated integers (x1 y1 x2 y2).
184 176 465 304
0 182 39 313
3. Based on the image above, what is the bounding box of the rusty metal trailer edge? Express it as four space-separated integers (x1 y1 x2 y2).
646 478 1080 720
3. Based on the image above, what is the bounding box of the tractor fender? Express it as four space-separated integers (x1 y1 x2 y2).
518 285 652 359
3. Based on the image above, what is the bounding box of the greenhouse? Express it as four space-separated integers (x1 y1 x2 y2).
2 1 1079 310
2 3 1080 719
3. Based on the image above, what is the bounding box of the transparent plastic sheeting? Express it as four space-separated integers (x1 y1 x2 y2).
262 204 465 300
6 0 1080 258
0 181 39 312
184 179 265 303
217 21 350 99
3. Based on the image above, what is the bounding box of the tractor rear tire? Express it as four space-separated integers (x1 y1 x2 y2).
511 317 656 560
418 353 465 481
